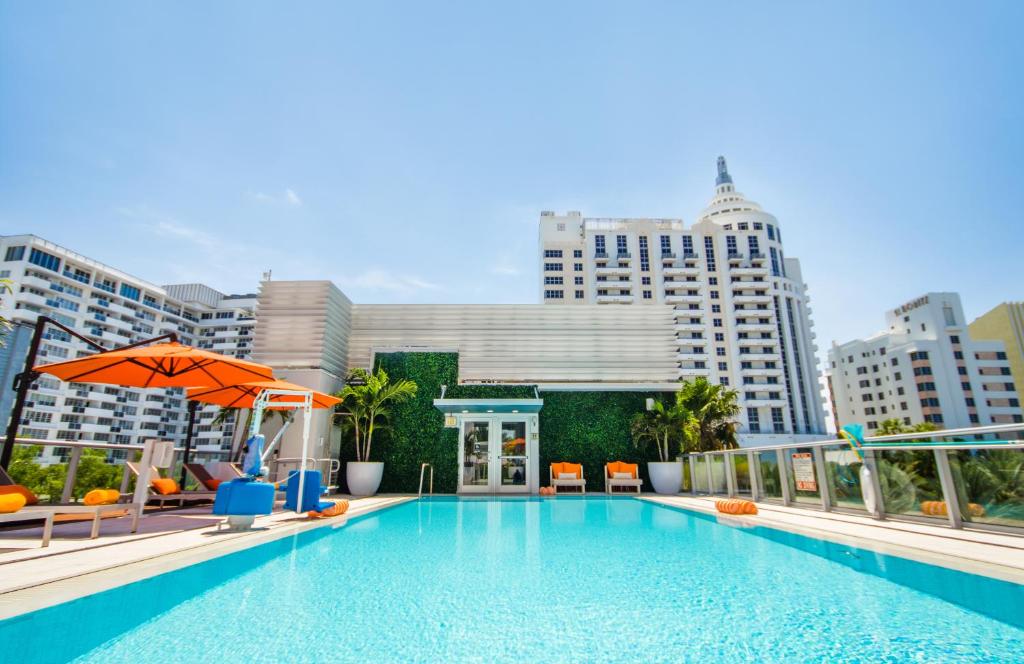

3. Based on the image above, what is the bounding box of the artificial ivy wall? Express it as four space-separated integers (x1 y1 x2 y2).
337 351 669 493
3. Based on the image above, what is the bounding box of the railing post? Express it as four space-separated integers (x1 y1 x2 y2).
748 451 760 501
934 449 963 529
62 446 82 503
813 446 832 512
777 448 792 506
725 452 736 497
119 461 132 496
705 454 714 495
863 449 886 520
688 454 698 496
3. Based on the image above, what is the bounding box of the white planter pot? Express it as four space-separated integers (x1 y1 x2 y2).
346 461 384 497
648 461 683 495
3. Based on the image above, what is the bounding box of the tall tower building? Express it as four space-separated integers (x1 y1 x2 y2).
828 293 1021 431
537 158 826 441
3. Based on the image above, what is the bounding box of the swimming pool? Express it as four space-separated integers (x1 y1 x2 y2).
3 497 1022 663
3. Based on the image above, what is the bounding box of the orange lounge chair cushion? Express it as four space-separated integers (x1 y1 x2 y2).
715 499 758 515
920 500 986 518
0 493 27 513
0 484 39 505
83 489 121 506
606 461 638 479
150 478 180 495
551 462 582 479
203 479 222 491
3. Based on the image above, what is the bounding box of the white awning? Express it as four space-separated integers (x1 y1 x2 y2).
433 398 544 415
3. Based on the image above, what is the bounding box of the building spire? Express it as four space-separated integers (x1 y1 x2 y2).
715 156 732 186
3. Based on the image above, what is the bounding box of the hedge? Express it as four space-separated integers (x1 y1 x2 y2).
336 351 671 493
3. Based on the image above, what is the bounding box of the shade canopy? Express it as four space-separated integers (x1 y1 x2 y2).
186 379 341 410
34 341 274 388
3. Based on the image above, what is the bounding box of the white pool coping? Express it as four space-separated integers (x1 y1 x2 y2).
0 495 414 620
641 495 1024 585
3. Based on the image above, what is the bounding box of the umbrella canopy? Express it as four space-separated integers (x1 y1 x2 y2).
186 379 341 410
34 341 274 388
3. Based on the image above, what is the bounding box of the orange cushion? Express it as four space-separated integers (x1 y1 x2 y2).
203 479 222 491
563 463 582 479
0 493 27 513
715 499 758 515
150 478 180 495
0 484 39 505
83 489 120 506
920 500 948 516
308 500 350 518
607 461 638 479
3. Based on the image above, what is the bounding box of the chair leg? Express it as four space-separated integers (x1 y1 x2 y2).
90 512 101 539
41 513 53 547
130 506 140 533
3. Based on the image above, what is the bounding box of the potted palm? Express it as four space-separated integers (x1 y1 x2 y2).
335 367 417 496
630 398 695 494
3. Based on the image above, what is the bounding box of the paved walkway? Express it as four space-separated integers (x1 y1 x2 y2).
0 495 413 619
642 495 1024 583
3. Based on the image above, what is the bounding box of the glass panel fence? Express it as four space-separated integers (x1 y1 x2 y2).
681 456 692 493
693 456 709 494
949 449 1024 528
709 455 728 494
822 444 866 512
732 454 752 495
784 447 821 505
756 451 782 500
876 450 944 520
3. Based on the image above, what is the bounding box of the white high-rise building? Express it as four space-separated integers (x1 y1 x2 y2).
826 293 1022 432
538 158 826 440
0 235 257 463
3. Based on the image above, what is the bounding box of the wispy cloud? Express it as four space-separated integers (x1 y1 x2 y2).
248 188 303 206
489 264 521 277
337 268 441 295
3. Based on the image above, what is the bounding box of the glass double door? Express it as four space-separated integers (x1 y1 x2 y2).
460 419 528 493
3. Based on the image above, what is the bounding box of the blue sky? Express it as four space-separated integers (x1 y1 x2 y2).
1 1 1021 363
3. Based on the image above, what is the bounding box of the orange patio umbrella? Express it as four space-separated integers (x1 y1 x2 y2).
33 341 274 388
186 379 341 410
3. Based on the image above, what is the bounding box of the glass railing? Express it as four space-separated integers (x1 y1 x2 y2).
685 423 1024 533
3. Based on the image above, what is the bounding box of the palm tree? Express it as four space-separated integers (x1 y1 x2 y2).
335 367 417 462
876 418 907 436
630 398 696 462
677 377 740 452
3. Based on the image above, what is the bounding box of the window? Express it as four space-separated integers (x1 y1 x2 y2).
543 290 564 299
543 249 563 258
28 248 61 272
119 284 141 301
753 222 763 230
957 366 967 375
747 408 760 433
4 246 25 261
682 235 694 256
643 290 652 300
714 333 724 341
913 366 932 376
738 223 749 231
726 235 738 256
638 236 649 272
909 351 929 361
953 351 963 360
595 235 606 256
893 372 901 381
704 237 716 271
711 304 720 313
716 347 726 356
544 276 563 285
767 224 775 241
575 290 584 299
574 276 583 285
771 407 785 433
660 235 672 255
543 263 563 272
713 318 722 328
574 263 583 272
708 276 717 285
641 276 650 285
942 305 956 326
769 247 780 276
718 362 727 371
616 235 628 256
747 235 760 256
950 335 960 344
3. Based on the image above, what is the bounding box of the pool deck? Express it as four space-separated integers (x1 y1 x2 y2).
0 494 414 620
1 493 1021 621
641 495 1024 584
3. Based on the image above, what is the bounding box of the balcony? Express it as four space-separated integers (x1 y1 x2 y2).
737 337 776 346
730 263 769 276
740 366 784 376
742 398 787 408
595 265 633 277
678 367 710 377
733 294 772 305
740 351 781 362
663 265 701 278
673 322 705 333
677 351 709 362
675 336 705 346
735 322 775 333
595 294 634 304
665 294 703 306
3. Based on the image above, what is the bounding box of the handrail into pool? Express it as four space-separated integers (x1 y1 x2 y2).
683 422 1024 534
418 463 434 498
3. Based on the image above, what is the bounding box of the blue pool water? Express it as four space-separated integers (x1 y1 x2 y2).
3 497 1023 663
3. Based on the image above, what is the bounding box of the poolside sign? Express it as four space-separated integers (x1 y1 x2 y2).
791 453 817 491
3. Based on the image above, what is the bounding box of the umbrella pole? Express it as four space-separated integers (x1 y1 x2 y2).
179 401 200 486
296 393 312 514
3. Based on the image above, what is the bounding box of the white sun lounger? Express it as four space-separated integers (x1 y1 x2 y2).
604 463 644 494
550 464 586 494
0 509 55 547
19 503 140 539
126 462 217 507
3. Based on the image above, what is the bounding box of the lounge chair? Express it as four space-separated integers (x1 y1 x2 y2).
184 463 226 491
126 462 217 508
605 461 643 494
1 483 137 540
0 508 55 547
549 462 586 494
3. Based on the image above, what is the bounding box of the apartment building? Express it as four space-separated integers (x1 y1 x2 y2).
827 293 1021 431
537 157 826 438
970 301 1024 391
0 235 257 463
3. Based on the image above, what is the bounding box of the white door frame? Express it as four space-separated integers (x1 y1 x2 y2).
456 414 538 494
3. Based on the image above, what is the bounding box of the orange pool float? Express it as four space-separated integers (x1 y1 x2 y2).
308 500 350 518
715 498 758 515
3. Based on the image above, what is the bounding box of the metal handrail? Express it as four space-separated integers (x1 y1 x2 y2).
418 462 434 498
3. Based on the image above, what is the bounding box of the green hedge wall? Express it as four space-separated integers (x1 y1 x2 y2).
337 351 670 493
